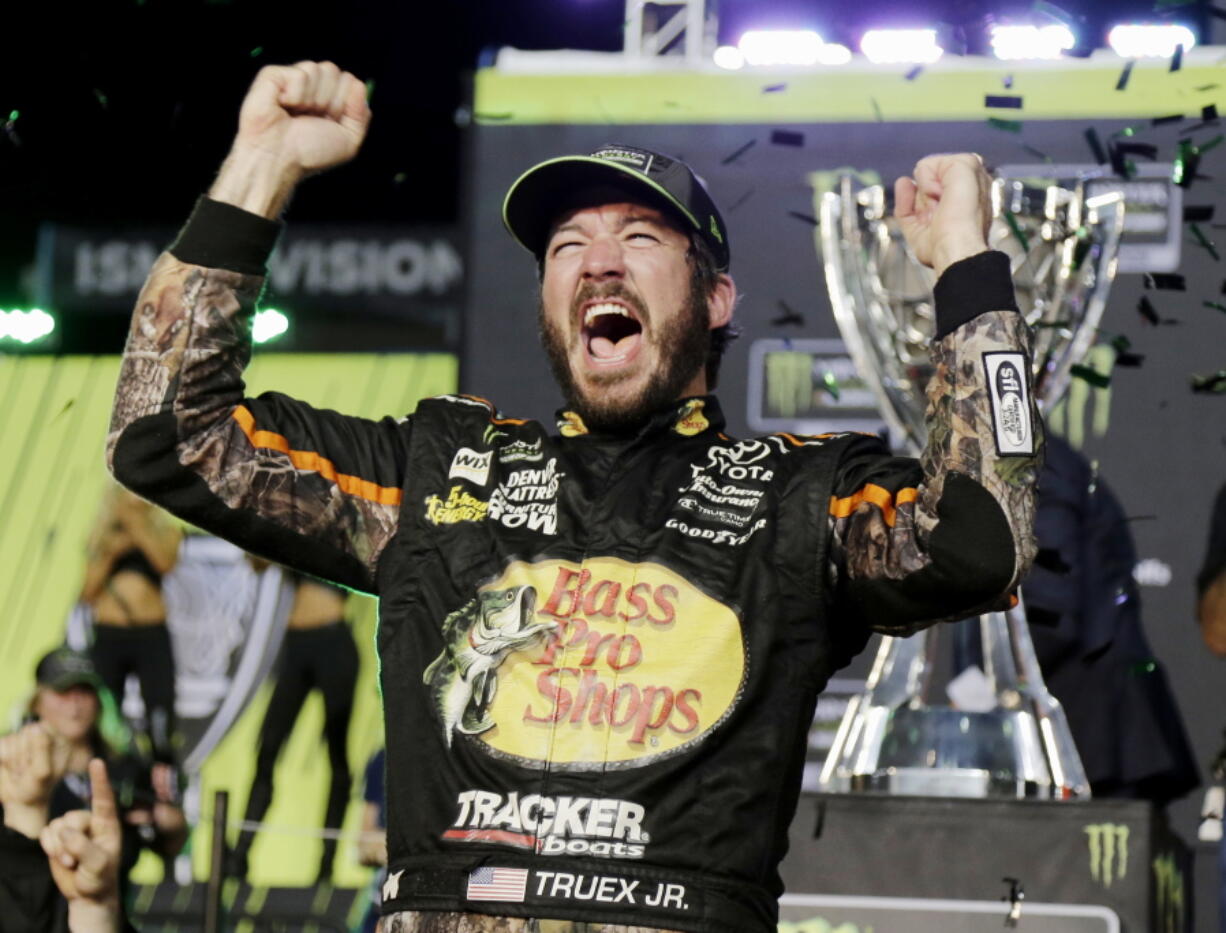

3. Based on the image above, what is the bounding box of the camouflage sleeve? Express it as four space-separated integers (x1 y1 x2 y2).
828 251 1042 634
107 199 406 594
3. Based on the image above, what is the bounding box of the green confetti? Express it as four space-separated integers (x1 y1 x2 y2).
1071 364 1112 388
93 89 108 108
1110 333 1133 353
1190 223 1220 260
1204 300 1226 314
7 110 17 122
870 97 883 122
821 370 841 402
988 117 1022 133
1199 134 1224 153
1003 210 1030 251
365 79 376 102
250 46 264 58
393 172 406 184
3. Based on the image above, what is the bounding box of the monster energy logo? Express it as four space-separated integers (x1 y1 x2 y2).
1152 851 1185 933
1084 823 1129 888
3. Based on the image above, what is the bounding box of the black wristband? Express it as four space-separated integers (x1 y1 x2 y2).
933 250 1020 340
169 196 283 276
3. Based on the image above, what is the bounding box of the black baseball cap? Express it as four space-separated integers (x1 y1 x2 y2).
35 647 104 693
502 145 730 271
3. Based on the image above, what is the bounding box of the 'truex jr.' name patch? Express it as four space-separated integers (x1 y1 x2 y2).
982 351 1035 456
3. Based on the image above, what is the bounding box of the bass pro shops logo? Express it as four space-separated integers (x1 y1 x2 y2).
423 558 745 767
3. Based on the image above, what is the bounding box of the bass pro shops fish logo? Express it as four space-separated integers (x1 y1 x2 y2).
423 587 557 746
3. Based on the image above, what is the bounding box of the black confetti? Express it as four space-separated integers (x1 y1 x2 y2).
1022 144 1052 162
1071 364 1111 388
905 65 924 81
1034 548 1072 574
1116 350 1146 367
727 188 755 212
1084 128 1107 164
1170 43 1184 72
1138 295 1162 325
1116 141 1159 160
1003 74 1014 89
1184 205 1215 222
1192 371 1226 393
1026 606 1062 627
1144 272 1186 289
787 210 820 227
763 83 787 93
1116 60 1135 91
1204 104 1220 122
870 97 884 121
1210 4 1226 19
721 139 757 165
1151 113 1184 126
770 130 804 147
985 95 1023 109
771 300 805 327
1109 144 1134 179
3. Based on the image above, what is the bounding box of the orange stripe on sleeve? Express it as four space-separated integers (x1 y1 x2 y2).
231 406 403 507
828 483 918 528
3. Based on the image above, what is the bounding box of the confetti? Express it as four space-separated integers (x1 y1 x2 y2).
1084 127 1108 164
770 130 804 147
1170 43 1184 72
1172 140 1200 187
365 79 376 102
870 97 884 121
1189 222 1220 259
1034 548 1072 574
727 188 755 212
821 370 841 401
905 65 924 81
772 300 804 327
1109 144 1135 179
1184 205 1215 222
1022 144 1052 162
1144 272 1186 289
985 95 1024 109
988 117 1023 132
1210 3 1226 18
1138 295 1162 325
1201 134 1225 152
1003 74 1015 89
1204 104 1221 121
93 88 109 109
721 139 757 165
1116 61 1135 91
1205 300 1226 314
1116 141 1159 160
474 112 513 122
1191 371 1226 393
1116 350 1146 367
393 172 406 184
1003 211 1030 250
250 46 264 57
1151 113 1184 126
1071 364 1111 387
763 83 787 93
786 210 820 227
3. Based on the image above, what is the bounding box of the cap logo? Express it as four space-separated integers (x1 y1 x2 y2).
708 215 723 244
592 148 652 172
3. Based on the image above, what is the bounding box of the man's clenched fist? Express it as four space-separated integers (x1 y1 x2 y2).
894 153 993 277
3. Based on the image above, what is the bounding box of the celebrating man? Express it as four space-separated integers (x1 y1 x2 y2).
109 61 1041 932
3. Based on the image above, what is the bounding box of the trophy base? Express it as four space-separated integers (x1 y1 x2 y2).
837 768 1044 799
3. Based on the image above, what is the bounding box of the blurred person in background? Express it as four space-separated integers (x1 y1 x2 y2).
2 649 186 929
80 484 182 791
1197 481 1226 932
357 746 387 933
228 563 358 884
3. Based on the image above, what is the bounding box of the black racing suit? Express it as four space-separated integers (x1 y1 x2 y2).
108 197 1041 932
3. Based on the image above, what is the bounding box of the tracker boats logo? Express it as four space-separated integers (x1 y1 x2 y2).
498 438 544 464
444 789 650 859
424 558 744 769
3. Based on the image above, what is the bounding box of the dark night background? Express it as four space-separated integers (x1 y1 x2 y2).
0 0 1210 352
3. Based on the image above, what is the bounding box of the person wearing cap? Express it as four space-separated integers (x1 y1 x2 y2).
107 62 1040 932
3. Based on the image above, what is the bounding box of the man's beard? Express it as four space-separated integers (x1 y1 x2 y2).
538 279 711 433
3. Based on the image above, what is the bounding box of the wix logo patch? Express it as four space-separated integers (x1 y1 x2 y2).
982 352 1035 456
449 448 493 485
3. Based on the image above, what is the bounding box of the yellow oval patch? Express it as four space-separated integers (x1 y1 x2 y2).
476 557 744 769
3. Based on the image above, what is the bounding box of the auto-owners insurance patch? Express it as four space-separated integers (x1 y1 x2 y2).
982 352 1035 457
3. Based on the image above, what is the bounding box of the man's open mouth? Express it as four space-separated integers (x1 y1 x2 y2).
583 302 643 363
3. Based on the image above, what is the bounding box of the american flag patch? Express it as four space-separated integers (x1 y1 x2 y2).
466 866 529 902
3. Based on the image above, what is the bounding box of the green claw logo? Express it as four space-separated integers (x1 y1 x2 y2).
423 586 557 746
1152 851 1185 933
1084 823 1129 888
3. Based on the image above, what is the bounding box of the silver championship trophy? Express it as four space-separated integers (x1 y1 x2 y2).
818 170 1127 799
